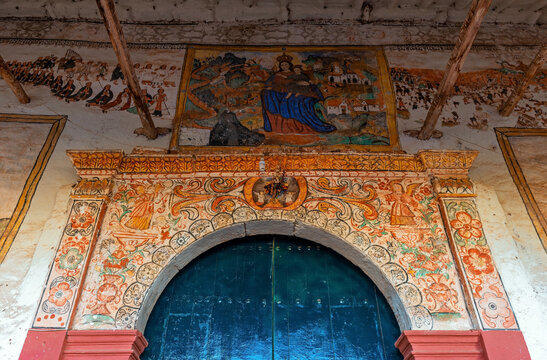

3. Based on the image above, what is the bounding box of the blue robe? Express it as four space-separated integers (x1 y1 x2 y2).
261 77 336 133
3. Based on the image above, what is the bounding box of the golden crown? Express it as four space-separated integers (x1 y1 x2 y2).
276 53 293 63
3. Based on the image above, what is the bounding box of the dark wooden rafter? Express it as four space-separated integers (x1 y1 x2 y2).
499 44 547 117
0 54 30 104
406 0 492 140
96 0 169 139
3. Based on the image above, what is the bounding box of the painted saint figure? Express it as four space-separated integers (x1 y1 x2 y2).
261 53 336 134
124 184 161 230
385 182 419 226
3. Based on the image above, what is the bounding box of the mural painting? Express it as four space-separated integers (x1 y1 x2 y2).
0 114 65 263
441 198 518 329
173 45 399 150
4 49 180 125
496 128 547 251
63 172 474 332
392 62 547 131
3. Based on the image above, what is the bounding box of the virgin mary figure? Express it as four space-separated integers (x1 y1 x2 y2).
261 54 336 134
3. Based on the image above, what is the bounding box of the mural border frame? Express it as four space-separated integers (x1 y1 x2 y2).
0 113 66 263
170 44 400 152
495 127 547 252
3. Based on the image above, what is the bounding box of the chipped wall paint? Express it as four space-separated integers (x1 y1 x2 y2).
0 40 545 360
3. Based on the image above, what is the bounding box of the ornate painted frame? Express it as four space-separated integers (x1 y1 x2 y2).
0 113 66 263
495 127 547 251
170 45 400 152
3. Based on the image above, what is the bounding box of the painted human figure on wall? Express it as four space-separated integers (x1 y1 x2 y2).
386 182 419 226
261 53 336 134
100 88 132 112
124 184 161 230
152 88 167 117
66 82 93 102
86 85 113 107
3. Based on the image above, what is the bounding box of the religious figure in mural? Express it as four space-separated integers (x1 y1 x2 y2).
261 54 336 134
124 184 161 231
386 181 419 226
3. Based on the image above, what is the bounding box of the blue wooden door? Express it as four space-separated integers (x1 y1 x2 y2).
141 236 403 359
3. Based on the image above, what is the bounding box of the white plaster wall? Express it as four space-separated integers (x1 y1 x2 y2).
0 39 545 360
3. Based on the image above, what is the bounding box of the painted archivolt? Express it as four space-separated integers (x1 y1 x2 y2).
442 199 518 330
72 174 473 331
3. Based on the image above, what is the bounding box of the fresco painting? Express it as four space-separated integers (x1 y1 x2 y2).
392 63 547 131
4 49 180 123
442 199 518 329
174 46 398 149
0 115 65 262
64 172 475 331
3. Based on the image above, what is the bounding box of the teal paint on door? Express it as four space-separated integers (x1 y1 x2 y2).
141 236 403 360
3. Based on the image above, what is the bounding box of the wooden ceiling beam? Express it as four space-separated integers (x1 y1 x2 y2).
406 0 492 140
0 54 30 104
499 44 547 117
96 0 169 139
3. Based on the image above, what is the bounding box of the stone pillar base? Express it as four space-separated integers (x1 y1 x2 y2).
395 330 530 360
19 330 147 360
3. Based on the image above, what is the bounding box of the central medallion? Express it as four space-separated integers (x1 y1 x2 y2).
244 175 307 210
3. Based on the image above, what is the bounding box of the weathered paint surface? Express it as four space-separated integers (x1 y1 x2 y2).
0 40 545 360
176 46 397 149
68 173 470 331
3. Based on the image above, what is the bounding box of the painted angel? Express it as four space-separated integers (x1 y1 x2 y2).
124 183 162 230
385 182 420 226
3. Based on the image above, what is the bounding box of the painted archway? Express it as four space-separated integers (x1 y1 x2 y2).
72 173 473 332
22 150 528 360
136 221 412 333
141 234 403 359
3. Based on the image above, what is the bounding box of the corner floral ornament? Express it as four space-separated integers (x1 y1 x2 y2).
450 211 482 240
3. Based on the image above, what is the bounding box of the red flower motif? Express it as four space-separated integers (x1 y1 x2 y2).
70 211 94 229
48 282 73 307
463 248 494 276
450 211 482 239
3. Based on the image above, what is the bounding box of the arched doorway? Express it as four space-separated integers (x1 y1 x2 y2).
141 235 403 359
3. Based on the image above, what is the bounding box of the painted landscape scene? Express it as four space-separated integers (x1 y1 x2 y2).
177 46 397 148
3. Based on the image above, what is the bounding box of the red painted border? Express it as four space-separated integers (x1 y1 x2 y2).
19 330 147 360
21 328 529 360
396 330 531 360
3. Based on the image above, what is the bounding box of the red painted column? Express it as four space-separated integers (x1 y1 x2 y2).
20 330 148 360
396 330 530 360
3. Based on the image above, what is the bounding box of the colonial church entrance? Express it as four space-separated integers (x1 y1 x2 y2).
141 235 402 359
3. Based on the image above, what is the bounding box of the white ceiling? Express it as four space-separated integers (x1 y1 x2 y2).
1 0 546 25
